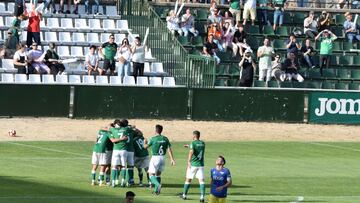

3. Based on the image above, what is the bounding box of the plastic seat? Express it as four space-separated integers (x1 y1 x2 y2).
323 68 336 79
353 56 360 65
332 42 342 52
1 74 14 82
42 75 55 83
101 33 111 43
28 74 41 83
343 41 354 50
178 36 189 46
82 75 95 84
60 18 75 30
89 19 102 30
56 75 68 83
339 55 352 66
273 39 286 50
293 13 306 25
248 25 260 34
69 75 81 83
192 36 203 46
5 16 14 27
254 80 265 87
349 83 360 90
144 62 151 73
151 63 164 73
109 76 122 84
163 77 176 86
70 46 84 57
57 46 70 57
308 69 321 79
72 33 86 44
115 34 126 44
136 76 149 85
267 80 279 88
0 2 6 13
44 32 57 42
275 27 288 37
96 76 108 84
47 18 60 29
7 3 15 13
75 19 89 30
196 9 208 21
335 14 346 25
116 20 129 30
321 81 335 89
59 32 72 44
293 82 305 88
106 6 117 16
263 25 275 36
337 69 350 80
87 33 99 44
306 81 321 89
229 64 239 77
123 76 136 85
103 19 116 30
335 82 348 90
1 59 15 71
149 77 162 86
0 17 4 28
279 81 293 88
14 74 27 83
351 69 360 80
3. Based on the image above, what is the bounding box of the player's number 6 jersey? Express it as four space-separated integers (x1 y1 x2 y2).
148 135 171 156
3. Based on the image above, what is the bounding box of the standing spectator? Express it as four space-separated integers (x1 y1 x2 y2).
85 0 100 15
11 15 26 43
283 52 304 82
271 54 286 82
117 38 133 77
27 42 50 74
304 11 318 39
181 8 199 37
59 0 71 14
2 29 19 59
232 24 249 56
131 37 146 79
207 8 222 25
99 34 118 76
285 34 301 57
257 0 269 31
203 34 221 64
257 37 274 82
238 49 256 87
42 0 56 14
243 0 256 26
13 43 28 74
26 4 42 48
14 0 25 17
85 45 100 75
228 0 241 24
272 0 288 31
343 12 360 43
222 11 234 27
300 38 316 69
222 22 234 50
315 29 337 75
44 43 65 75
208 23 225 52
167 10 183 36
317 11 332 32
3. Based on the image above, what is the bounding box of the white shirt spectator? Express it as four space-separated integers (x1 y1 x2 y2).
258 45 274 69
14 50 27 61
117 46 132 61
85 52 99 68
304 17 318 33
132 45 145 64
244 0 257 8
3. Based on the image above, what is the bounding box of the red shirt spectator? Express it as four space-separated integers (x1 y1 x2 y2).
28 11 41 32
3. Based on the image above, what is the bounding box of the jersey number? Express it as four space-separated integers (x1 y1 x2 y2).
158 145 164 155
136 139 144 150
96 134 104 144
197 150 203 160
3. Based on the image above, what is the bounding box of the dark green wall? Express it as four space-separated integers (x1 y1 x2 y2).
0 84 69 117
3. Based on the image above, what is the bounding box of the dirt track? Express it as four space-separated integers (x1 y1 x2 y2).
0 118 359 142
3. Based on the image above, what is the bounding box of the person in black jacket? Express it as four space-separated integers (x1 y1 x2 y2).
44 43 65 75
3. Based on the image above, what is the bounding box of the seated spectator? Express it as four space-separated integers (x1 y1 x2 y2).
207 8 222 25
229 0 241 24
272 0 288 30
208 23 225 52
238 49 256 87
166 10 183 36
85 0 100 15
315 29 337 75
343 12 360 43
271 54 286 82
317 11 332 32
27 42 50 74
99 34 118 76
304 11 318 39
2 29 19 59
209 1 217 16
203 34 220 64
283 52 304 82
257 37 274 82
13 43 28 74
44 43 65 75
222 22 234 50
85 45 100 75
300 38 316 69
117 38 133 77
181 8 199 37
285 34 301 58
243 0 256 26
232 24 249 56
222 11 234 27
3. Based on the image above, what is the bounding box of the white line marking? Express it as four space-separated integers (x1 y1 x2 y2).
0 157 88 160
310 142 360 153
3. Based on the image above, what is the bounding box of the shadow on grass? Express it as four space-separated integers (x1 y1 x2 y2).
0 176 147 203
233 200 326 203
164 183 251 189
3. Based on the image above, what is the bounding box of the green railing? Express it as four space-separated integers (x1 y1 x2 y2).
186 55 216 88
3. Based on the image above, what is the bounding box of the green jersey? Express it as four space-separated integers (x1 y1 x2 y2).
189 140 205 167
148 134 171 156
125 126 135 152
133 135 149 157
229 0 240 10
320 36 336 55
92 130 111 153
109 127 128 150
101 42 117 60
272 0 286 7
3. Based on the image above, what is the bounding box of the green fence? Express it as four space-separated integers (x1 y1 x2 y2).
186 55 216 88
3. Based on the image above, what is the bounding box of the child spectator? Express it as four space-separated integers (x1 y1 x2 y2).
85 45 100 75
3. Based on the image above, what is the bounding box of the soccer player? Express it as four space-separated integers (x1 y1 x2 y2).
181 130 206 202
122 119 135 187
144 124 176 195
209 156 232 203
91 125 112 186
104 123 114 185
133 128 150 187
109 119 129 187
124 191 135 203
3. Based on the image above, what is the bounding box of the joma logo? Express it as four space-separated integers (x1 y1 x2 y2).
315 98 360 116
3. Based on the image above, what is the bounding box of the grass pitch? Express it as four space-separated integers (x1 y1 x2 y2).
0 141 359 203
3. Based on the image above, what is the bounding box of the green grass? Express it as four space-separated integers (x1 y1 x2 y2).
0 141 360 203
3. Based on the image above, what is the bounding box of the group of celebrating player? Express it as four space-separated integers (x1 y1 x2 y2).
91 119 232 203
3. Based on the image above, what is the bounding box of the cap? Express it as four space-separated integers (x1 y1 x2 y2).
322 10 327 14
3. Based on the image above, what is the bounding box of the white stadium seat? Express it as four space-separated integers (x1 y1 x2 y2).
151 63 164 73
0 17 4 28
136 76 148 86
1 59 15 71
106 6 117 16
100 33 111 43
103 19 116 30
163 77 176 86
89 19 102 30
7 3 15 13
116 20 129 30
123 76 135 85
149 77 162 86
87 33 99 44
28 74 41 83
75 19 89 29
61 18 74 30
1 74 14 83
96 76 108 84
45 31 58 42
69 75 81 83
0 2 7 13
144 63 151 73
71 46 84 57
14 74 27 83
109 76 122 84
82 75 95 84
73 33 86 44
115 34 126 44
47 18 60 29
59 32 72 43
5 16 14 27
57 46 70 57
42 75 55 83
56 75 68 83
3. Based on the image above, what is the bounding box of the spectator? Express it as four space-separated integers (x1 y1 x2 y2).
85 0 100 15
99 34 118 75
209 1 217 16
228 0 241 24
304 11 318 39
222 22 234 50
300 38 316 69
203 34 221 64
232 23 249 56
271 54 286 82
283 52 304 82
343 12 360 43
131 36 146 79
243 0 256 26
272 0 288 31
238 49 256 87
59 0 71 14
166 10 183 36
11 14 26 43
297 0 307 7
257 37 274 82
27 42 50 74
257 0 269 31
124 191 135 203
14 0 25 17
285 34 301 57
317 11 332 32
208 23 225 52
2 29 19 59
222 11 234 27
42 0 56 14
181 8 199 37
44 43 65 75
117 38 133 77
13 43 28 74
26 4 42 48
85 45 100 75
208 8 223 25
315 29 337 75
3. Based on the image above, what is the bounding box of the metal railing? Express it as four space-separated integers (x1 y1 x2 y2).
186 55 216 88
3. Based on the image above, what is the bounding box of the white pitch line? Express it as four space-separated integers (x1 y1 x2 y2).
309 142 360 153
0 157 88 160
3 142 90 158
